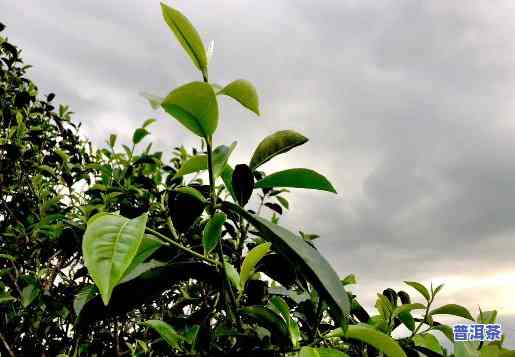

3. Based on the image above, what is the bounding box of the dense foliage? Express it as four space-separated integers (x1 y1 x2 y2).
0 7 513 357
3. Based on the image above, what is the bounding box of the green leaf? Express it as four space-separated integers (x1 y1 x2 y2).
82 213 148 305
223 202 350 317
109 134 117 147
146 319 184 349
221 164 237 202
142 118 157 128
0 291 15 305
430 304 474 321
73 284 98 316
269 296 301 348
175 186 207 203
477 309 497 324
255 168 337 193
0 254 15 262
393 303 425 317
239 306 289 344
432 283 444 297
404 281 431 301
202 212 226 255
132 128 149 145
174 155 208 178
455 342 480 357
212 142 237 178
161 81 218 138
317 348 349 357
232 164 254 206
413 333 443 355
119 260 167 284
160 3 208 73
397 311 415 331
121 234 162 282
344 323 407 357
341 273 357 286
224 261 242 292
218 79 260 115
276 196 289 210
480 345 501 357
300 346 320 357
240 242 271 289
249 130 308 169
22 284 40 308
140 92 164 110
432 324 454 342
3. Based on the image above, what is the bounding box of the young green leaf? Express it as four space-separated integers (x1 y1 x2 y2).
269 296 301 348
255 168 337 193
223 202 350 317
341 273 357 286
212 142 237 178
142 118 157 128
132 128 149 145
108 134 117 147
140 92 164 110
221 164 237 202
161 81 218 138
344 324 407 357
218 79 260 115
404 281 431 302
202 212 226 255
392 303 425 317
174 155 208 178
240 242 271 289
160 3 208 74
224 261 242 292
430 304 474 321
146 319 184 349
249 130 308 169
232 164 254 206
82 213 148 305
276 196 289 210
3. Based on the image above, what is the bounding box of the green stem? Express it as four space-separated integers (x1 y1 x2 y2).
412 295 434 336
146 227 219 266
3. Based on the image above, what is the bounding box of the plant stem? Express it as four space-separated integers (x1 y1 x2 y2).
412 295 434 336
146 227 219 266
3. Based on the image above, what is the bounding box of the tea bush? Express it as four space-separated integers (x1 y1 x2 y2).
0 6 513 357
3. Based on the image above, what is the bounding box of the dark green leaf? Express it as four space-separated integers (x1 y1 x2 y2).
218 79 260 115
232 164 254 206
239 306 289 344
249 130 308 169
255 168 337 193
22 283 40 308
161 81 218 138
133 128 149 145
73 285 98 316
223 202 350 317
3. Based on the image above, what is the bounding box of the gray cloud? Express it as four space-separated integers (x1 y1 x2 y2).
3 0 514 348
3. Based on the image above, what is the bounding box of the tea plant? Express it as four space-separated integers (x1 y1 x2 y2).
1 6 514 357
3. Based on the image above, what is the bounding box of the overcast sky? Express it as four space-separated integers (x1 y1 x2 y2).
3 0 515 348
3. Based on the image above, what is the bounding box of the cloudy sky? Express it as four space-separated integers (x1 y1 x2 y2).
3 0 515 348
